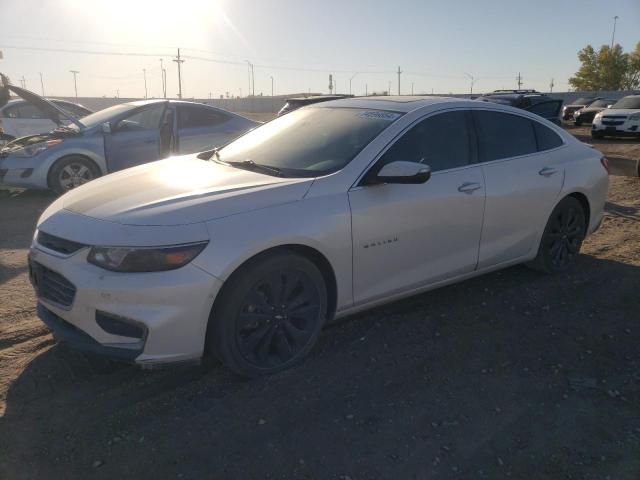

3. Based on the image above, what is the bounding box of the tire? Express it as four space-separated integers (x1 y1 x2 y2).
48 156 101 194
528 197 587 274
208 251 328 377
591 131 604 140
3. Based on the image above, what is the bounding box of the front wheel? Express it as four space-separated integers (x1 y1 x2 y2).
208 251 328 377
528 197 587 274
48 156 100 194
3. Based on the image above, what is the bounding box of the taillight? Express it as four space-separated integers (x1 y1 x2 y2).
600 156 610 174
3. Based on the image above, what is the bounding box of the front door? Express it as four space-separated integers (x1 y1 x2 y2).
349 110 486 305
104 103 167 172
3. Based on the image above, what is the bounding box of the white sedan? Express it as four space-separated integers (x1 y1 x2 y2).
29 97 608 376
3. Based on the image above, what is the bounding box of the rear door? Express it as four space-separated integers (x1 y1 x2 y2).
473 109 565 268
176 104 235 154
104 103 166 172
349 110 486 304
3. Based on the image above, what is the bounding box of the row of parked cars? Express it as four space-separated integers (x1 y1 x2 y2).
0 76 259 192
562 94 640 139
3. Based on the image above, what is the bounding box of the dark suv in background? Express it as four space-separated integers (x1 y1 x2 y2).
477 90 563 125
562 96 600 121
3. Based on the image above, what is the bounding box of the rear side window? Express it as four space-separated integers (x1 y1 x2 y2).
379 111 472 172
177 105 229 129
533 122 563 151
473 110 537 162
17 104 49 119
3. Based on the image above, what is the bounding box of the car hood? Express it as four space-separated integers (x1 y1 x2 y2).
0 74 85 130
51 155 314 226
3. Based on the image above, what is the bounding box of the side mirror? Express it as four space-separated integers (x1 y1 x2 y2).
370 161 431 185
101 122 112 134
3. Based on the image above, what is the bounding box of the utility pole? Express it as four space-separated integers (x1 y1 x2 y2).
349 72 358 95
173 48 184 99
116 88 119 98
39 72 45 96
611 15 619 49
270 75 274 96
397 66 402 95
411 82 414 95
549 78 554 93
19 76 26 88
516 72 523 89
209 92 212 100
143 68 148 99
388 80 391 95
365 83 368 96
159 58 167 98
70 70 79 99
464 72 475 96
245 60 255 97
328 74 333 94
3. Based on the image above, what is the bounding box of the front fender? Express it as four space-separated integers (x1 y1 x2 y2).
196 193 354 311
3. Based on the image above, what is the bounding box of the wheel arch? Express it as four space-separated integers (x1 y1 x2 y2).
566 191 591 227
207 243 339 332
46 153 102 190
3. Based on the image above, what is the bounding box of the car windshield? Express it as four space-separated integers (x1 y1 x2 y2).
75 103 139 129
218 107 402 177
572 97 595 105
588 99 612 108
611 97 640 110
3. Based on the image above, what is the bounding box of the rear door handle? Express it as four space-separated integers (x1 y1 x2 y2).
457 182 482 194
539 167 558 177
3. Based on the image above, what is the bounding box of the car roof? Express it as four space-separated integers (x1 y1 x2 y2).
125 99 230 109
1 98 84 108
312 96 468 113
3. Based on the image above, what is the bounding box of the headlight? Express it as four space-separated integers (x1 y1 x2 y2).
13 139 63 157
87 242 208 272
594 112 603 120
629 113 640 121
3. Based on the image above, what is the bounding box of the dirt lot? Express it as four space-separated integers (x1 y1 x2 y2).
1 126 639 480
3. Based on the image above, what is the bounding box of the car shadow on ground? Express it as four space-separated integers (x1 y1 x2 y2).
3 254 640 480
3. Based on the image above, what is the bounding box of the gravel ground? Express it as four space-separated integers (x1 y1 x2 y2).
0 125 639 480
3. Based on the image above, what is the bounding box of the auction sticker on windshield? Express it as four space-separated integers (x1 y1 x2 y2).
357 110 402 121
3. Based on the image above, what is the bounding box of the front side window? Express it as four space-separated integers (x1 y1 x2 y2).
177 105 229 129
54 101 91 118
218 107 400 177
115 104 165 132
473 110 537 162
377 111 472 172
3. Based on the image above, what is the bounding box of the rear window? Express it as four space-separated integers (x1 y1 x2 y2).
473 110 537 161
533 122 563 151
611 97 640 110
573 97 596 105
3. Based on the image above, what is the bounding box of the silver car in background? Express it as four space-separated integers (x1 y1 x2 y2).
0 83 258 193
30 97 608 376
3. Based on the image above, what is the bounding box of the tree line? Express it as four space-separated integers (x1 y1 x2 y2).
569 42 640 91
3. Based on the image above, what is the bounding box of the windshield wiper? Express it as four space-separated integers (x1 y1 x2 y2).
227 159 285 177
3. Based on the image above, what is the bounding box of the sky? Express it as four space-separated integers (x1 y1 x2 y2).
0 0 638 99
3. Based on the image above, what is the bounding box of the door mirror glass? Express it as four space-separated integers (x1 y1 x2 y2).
101 122 112 134
374 161 431 184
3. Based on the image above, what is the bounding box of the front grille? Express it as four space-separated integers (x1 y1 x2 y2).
602 120 624 126
37 231 86 255
30 261 77 308
602 115 627 126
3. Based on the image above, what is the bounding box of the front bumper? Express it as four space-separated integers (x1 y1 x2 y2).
0 154 50 189
30 244 223 365
592 118 640 136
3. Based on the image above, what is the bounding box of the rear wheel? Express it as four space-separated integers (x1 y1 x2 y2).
208 251 328 377
49 156 100 194
528 197 587 274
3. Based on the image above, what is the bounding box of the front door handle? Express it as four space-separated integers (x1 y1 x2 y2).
457 182 482 194
539 167 558 177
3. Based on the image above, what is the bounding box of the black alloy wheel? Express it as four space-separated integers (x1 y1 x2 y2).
209 252 327 377
529 197 586 273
